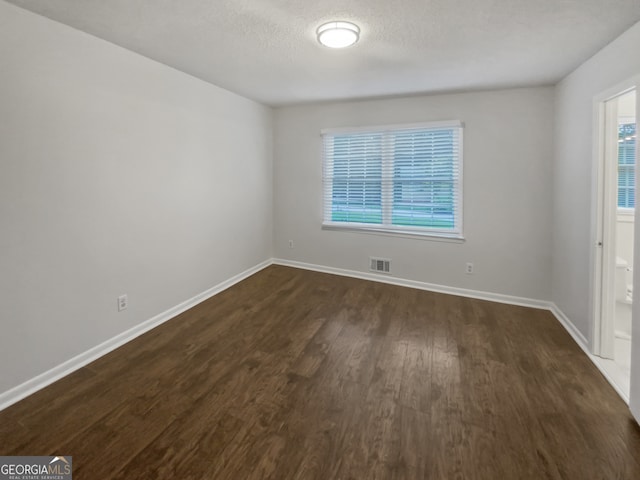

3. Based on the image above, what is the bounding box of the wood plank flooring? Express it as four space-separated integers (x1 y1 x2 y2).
1 265 639 479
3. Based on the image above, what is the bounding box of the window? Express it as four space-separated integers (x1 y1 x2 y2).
618 122 637 209
322 121 463 239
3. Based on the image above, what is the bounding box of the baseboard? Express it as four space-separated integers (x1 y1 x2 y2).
0 259 272 412
273 258 551 310
549 304 629 404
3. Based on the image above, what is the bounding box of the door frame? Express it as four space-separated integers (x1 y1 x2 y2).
591 78 638 358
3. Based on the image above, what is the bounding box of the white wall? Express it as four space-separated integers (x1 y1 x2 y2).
0 1 273 395
551 20 640 419
274 88 554 301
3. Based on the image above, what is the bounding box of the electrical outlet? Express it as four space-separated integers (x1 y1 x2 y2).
118 294 128 312
465 262 474 275
288 240 294 249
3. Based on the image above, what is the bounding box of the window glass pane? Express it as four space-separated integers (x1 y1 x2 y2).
331 134 382 224
618 123 636 209
392 130 455 228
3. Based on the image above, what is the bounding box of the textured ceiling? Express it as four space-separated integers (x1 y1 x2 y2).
6 0 640 106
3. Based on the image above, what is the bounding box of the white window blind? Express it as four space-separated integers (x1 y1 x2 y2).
618 122 636 209
322 121 463 238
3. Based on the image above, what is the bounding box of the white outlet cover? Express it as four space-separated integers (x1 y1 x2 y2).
118 294 128 311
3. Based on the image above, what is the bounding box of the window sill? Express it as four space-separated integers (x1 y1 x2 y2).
321 223 465 243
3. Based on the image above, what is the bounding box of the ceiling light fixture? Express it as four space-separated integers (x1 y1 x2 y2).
317 21 360 49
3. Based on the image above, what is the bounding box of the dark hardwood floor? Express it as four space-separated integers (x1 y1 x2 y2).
1 265 639 479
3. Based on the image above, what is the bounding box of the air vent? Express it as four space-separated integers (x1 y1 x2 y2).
370 257 391 274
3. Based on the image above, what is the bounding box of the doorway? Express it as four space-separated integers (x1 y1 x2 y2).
594 88 637 398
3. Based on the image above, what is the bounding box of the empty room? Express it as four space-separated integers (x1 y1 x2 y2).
1 0 640 478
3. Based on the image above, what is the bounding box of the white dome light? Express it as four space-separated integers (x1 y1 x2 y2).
317 21 360 48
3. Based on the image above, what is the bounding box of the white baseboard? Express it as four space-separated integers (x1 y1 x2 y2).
0 259 272 412
273 258 551 310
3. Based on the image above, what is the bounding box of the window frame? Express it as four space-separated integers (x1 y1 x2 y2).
321 120 464 241
617 120 636 211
